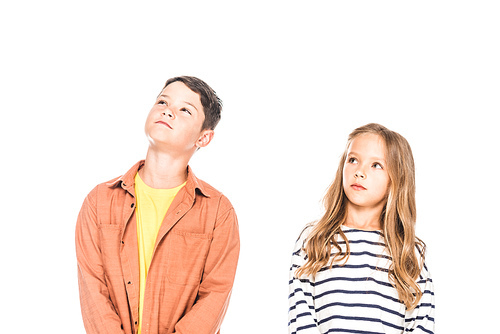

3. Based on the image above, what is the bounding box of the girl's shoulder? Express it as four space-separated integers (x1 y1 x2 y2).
297 223 314 239
339 225 385 243
292 223 316 254
296 223 386 245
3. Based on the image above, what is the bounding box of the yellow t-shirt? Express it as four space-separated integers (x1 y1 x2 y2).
134 173 185 334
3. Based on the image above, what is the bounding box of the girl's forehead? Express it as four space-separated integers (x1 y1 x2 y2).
348 134 386 156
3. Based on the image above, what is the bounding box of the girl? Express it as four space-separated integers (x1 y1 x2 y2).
288 123 435 334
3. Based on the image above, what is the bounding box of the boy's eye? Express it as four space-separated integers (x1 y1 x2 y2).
157 100 167 105
181 108 192 115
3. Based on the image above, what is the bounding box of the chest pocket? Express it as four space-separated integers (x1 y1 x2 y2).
98 224 123 276
166 230 212 285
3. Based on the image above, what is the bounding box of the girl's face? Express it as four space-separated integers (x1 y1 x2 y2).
342 133 390 213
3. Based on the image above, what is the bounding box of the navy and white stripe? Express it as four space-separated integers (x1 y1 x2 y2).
288 225 435 334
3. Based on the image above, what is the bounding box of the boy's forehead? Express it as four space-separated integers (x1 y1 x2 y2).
158 81 204 114
161 81 199 99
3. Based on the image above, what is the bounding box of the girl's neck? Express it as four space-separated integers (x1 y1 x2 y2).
139 147 189 189
344 204 383 231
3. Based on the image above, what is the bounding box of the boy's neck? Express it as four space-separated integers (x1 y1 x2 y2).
139 147 191 189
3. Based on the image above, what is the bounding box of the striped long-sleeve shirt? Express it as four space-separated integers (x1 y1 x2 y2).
288 225 435 334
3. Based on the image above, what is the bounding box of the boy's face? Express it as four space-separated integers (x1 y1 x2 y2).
144 81 214 155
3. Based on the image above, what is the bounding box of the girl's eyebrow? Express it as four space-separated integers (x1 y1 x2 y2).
348 151 386 162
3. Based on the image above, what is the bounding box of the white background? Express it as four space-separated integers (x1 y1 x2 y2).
1 1 499 333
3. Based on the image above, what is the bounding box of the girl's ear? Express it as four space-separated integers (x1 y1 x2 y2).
196 130 214 148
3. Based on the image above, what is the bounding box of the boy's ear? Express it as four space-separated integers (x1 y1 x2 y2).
196 130 214 148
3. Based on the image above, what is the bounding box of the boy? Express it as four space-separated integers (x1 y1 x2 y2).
75 76 240 334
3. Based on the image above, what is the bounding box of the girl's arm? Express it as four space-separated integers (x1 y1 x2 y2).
404 260 436 333
288 230 320 334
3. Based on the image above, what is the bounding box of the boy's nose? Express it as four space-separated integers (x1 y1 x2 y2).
162 110 175 119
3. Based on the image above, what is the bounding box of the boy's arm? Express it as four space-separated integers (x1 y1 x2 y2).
173 198 240 334
75 188 125 334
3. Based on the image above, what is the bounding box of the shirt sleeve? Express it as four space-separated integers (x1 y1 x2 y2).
404 260 436 333
75 188 126 334
173 197 240 334
288 229 321 334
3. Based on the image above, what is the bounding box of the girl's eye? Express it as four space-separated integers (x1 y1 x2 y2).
157 100 167 105
181 108 192 115
348 157 358 164
372 163 383 169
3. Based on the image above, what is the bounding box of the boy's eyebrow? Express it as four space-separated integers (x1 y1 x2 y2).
159 94 199 112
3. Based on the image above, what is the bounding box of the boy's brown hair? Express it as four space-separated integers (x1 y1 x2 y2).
162 76 222 131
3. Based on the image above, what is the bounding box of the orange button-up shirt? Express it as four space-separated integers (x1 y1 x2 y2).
75 161 240 334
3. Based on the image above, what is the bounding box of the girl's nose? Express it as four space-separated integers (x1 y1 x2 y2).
355 170 366 179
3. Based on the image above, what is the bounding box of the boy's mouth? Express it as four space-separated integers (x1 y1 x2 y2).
156 121 172 129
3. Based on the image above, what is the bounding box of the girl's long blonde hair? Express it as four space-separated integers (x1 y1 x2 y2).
295 123 425 310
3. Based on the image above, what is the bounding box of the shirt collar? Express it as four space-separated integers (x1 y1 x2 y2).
106 160 210 198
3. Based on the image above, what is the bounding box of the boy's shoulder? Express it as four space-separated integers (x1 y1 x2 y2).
83 161 143 201
191 174 234 213
192 176 223 198
96 160 144 190
86 161 234 210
